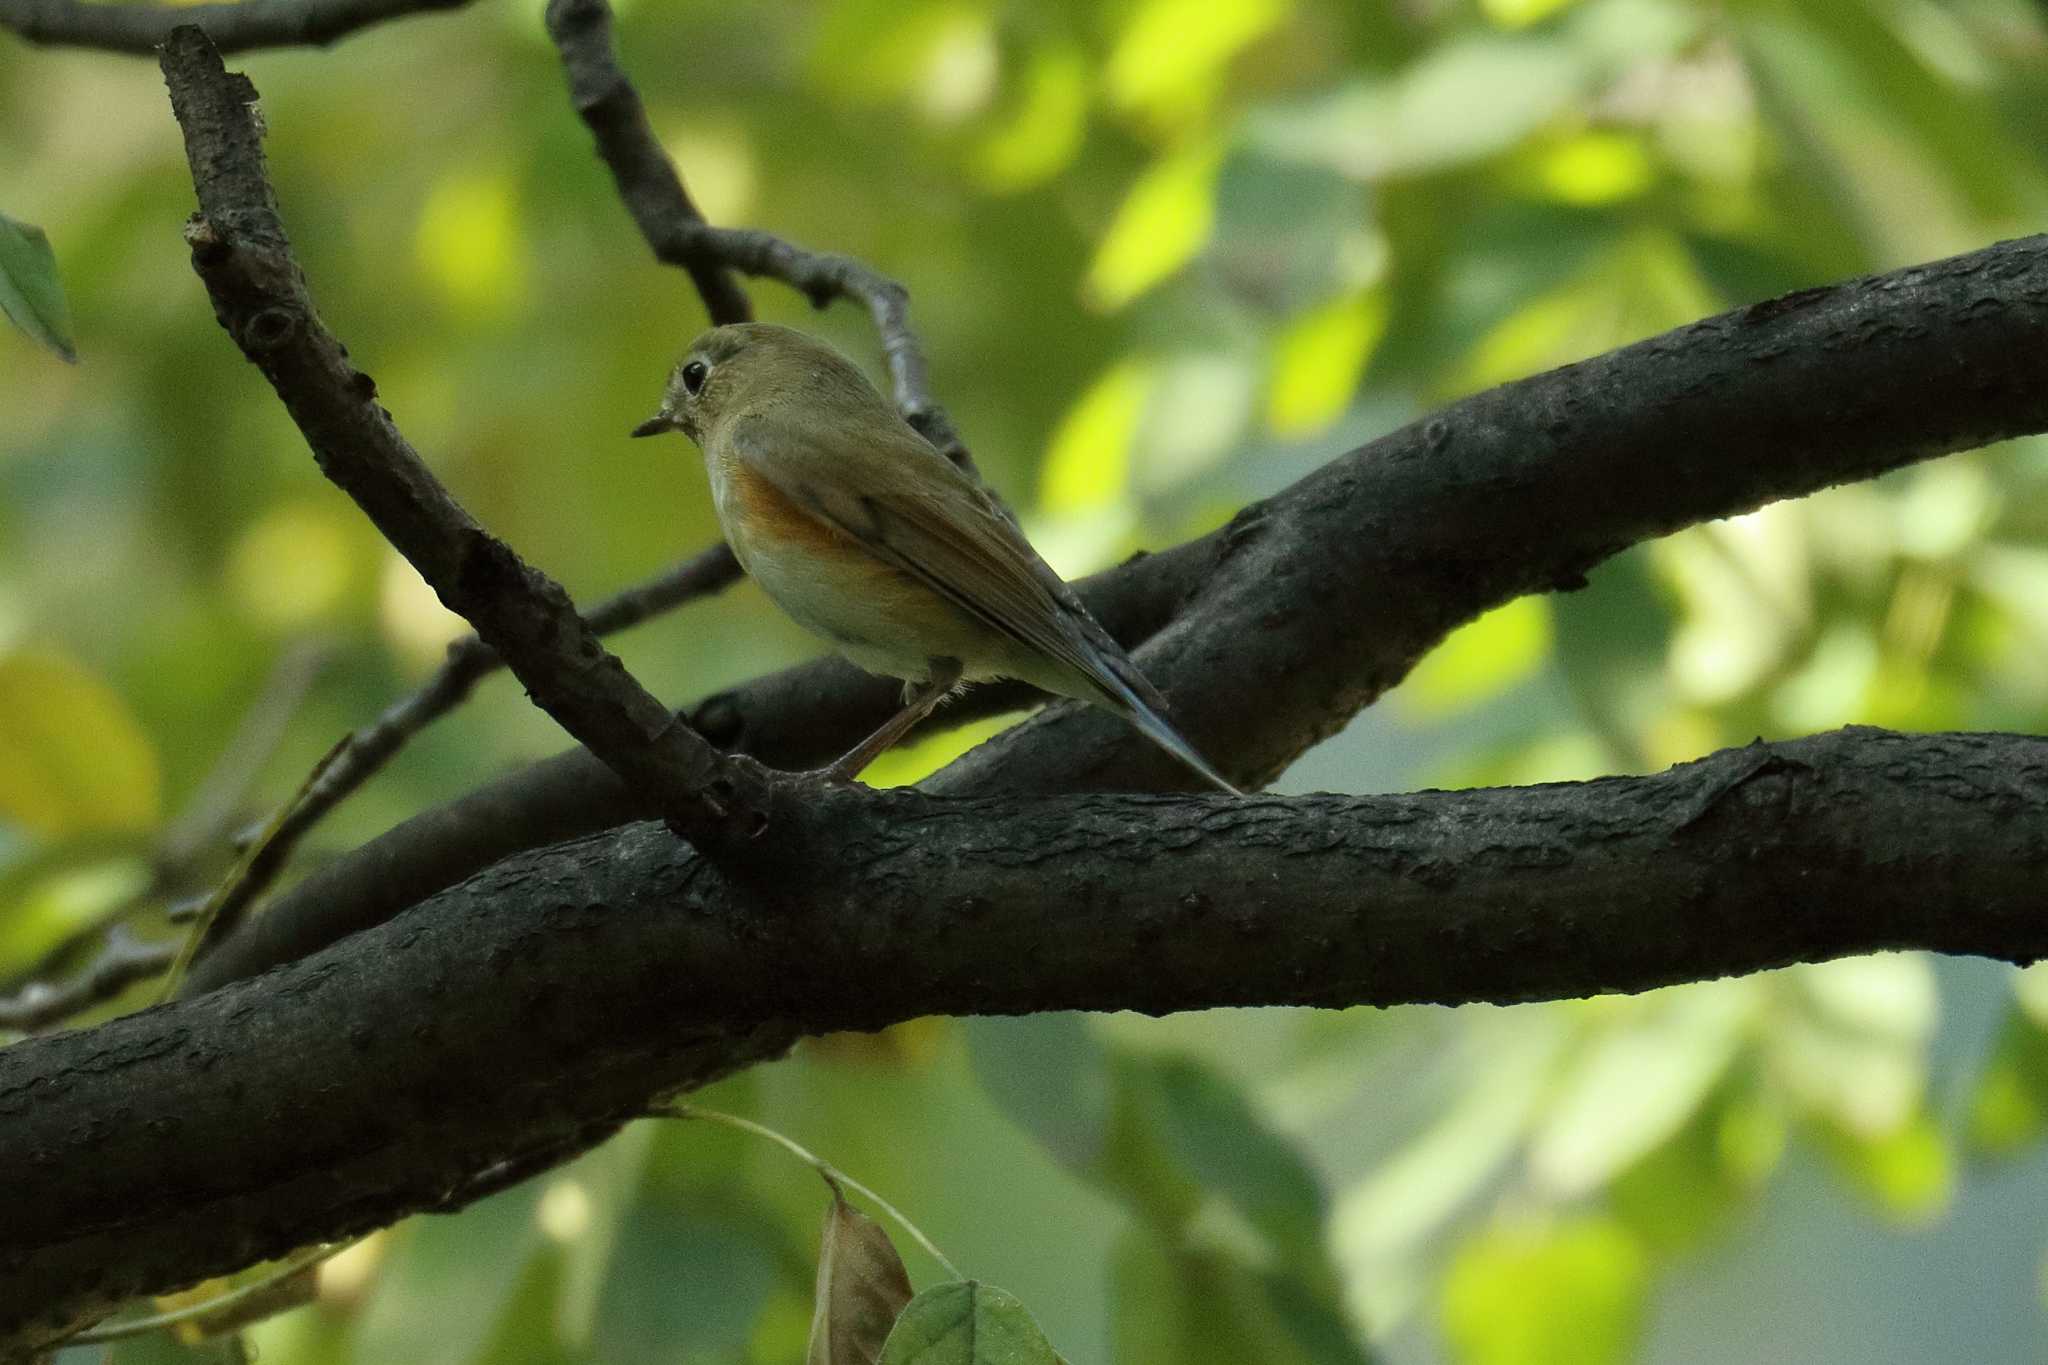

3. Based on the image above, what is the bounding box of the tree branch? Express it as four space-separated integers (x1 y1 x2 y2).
184 231 2048 993
196 542 741 951
544 0 972 466
543 0 750 327
9 726 2047 1349
0 0 470 53
158 27 761 847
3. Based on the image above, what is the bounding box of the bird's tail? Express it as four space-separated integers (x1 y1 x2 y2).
1095 671 1242 796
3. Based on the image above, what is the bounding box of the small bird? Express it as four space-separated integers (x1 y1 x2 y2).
632 322 1238 794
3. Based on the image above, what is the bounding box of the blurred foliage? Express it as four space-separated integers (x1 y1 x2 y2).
7 0 2048 1359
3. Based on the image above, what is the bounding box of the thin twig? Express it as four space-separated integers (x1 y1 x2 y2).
0 0 471 53
68 1238 349 1344
0 928 174 1032
159 639 332 870
543 0 976 474
658 1104 964 1279
0 641 329 1020
200 543 741 948
159 737 350 1002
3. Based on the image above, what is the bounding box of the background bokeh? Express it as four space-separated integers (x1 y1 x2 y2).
7 0 2048 1360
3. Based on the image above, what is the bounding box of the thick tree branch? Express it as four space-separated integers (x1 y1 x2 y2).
9 727 2048 1349
187 231 2048 993
159 28 760 847
0 0 469 53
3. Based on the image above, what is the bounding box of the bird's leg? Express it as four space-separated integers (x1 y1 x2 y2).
819 658 965 784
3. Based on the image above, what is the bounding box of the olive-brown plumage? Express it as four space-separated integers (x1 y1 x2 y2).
634 323 1237 792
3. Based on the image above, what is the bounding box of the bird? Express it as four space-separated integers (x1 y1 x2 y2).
631 322 1239 795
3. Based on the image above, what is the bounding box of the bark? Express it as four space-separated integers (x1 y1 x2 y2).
6 728 2047 1348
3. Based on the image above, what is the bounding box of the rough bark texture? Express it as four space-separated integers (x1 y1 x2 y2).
0 0 469 52
7 16 2048 1361
7 728 2048 1347
187 230 2048 991
161 30 759 848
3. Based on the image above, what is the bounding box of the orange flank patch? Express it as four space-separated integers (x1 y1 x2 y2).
726 461 862 559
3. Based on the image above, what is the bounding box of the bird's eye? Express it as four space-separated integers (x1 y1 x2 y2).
681 360 709 396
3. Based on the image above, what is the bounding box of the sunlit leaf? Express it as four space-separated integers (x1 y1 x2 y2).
1797 954 1937 1043
863 712 1023 789
1039 360 1153 513
1530 131 1654 206
414 169 528 319
1818 1112 1954 1224
1250 38 1588 182
1397 597 1553 718
1529 982 1754 1197
0 648 161 837
973 44 1089 193
877 1281 1062 1364
1265 290 1389 438
808 1183 915 1365
1333 1014 1568 1272
810 0 996 119
1082 140 1224 310
1480 0 1576 30
1106 0 1289 127
227 499 370 630
1441 1217 1648 1365
0 212 75 362
1964 1014 2048 1158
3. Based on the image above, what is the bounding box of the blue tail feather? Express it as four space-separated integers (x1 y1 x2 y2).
1096 673 1241 795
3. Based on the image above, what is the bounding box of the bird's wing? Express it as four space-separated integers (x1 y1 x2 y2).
729 414 1125 702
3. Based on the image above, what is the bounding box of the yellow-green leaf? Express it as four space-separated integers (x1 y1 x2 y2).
1083 141 1224 311
1039 360 1154 514
0 649 160 836
1442 1217 1647 1365
1399 597 1553 718
973 44 1088 193
1265 290 1389 437
1106 0 1288 125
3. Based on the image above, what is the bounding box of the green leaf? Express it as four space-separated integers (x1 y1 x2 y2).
963 1015 1113 1171
1441 1217 1648 1365
591 1202 779 1360
349 1185 544 1365
1817 1111 1955 1224
1527 982 1754 1197
1082 139 1224 310
877 1282 1063 1365
1131 1054 1329 1272
0 213 77 361
0 648 162 837
1250 38 1589 181
550 1122 657 1349
1398 597 1553 719
808 1182 915 1365
1111 1230 1378 1365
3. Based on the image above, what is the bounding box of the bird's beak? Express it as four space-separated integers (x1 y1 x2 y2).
630 413 672 439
